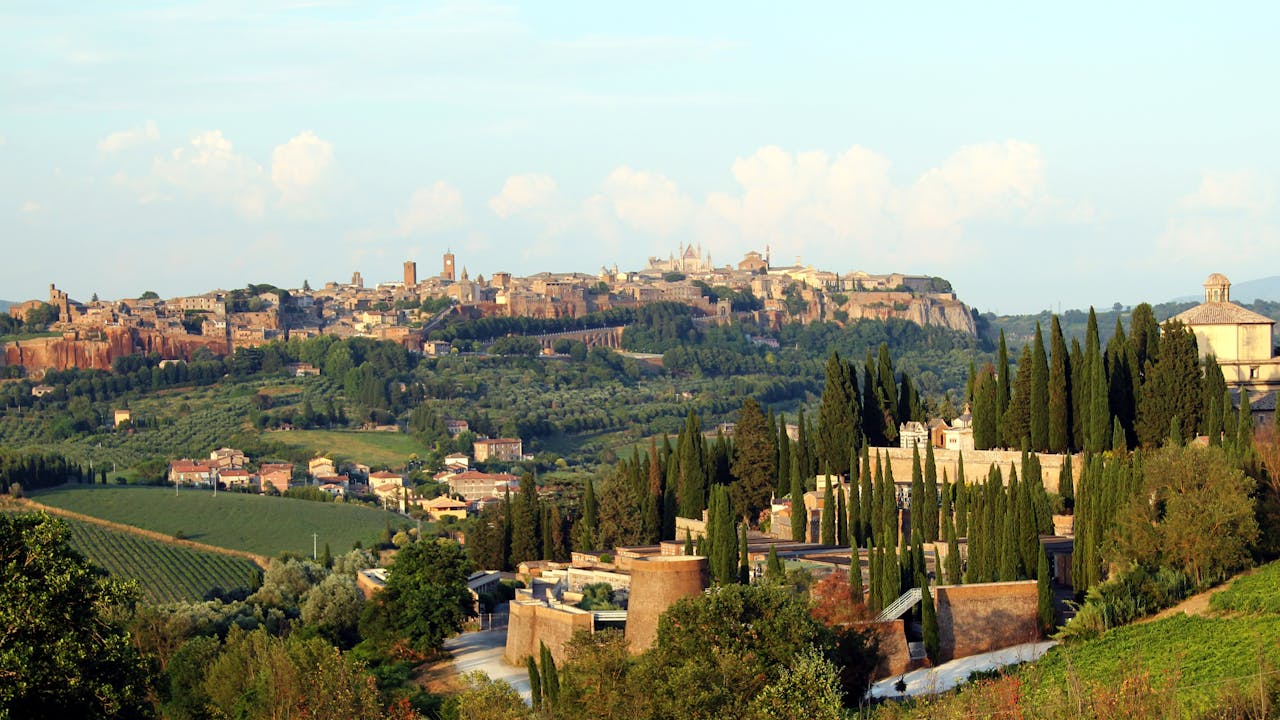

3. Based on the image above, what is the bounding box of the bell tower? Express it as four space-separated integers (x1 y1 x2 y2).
442 251 456 282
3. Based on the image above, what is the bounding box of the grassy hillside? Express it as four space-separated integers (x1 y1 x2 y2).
62 518 261 604
32 485 393 557
265 429 425 469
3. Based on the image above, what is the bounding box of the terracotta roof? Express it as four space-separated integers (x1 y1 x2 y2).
426 496 468 509
370 471 402 479
1174 302 1275 326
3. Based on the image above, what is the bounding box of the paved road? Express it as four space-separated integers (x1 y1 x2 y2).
444 626 531 702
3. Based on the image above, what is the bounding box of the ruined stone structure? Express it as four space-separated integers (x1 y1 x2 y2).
624 556 710 654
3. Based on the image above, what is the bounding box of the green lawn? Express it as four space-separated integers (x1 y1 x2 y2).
262 429 426 469
62 518 261 604
33 485 393 557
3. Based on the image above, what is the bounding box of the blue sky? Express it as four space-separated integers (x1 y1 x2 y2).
2 1 1277 313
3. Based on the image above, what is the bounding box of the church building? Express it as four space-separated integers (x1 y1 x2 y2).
1173 273 1280 394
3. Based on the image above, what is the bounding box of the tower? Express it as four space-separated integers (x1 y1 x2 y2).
403 260 417 288
1203 273 1231 303
442 251 456 282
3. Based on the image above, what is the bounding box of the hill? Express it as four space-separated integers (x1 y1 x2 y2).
31 485 396 557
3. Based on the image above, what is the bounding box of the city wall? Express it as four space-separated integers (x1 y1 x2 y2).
504 600 594 666
873 447 1081 495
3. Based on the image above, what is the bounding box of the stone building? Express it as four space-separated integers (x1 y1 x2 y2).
1174 273 1280 393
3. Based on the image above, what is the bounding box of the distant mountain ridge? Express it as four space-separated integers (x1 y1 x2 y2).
1173 275 1280 304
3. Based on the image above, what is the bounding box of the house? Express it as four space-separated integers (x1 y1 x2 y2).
423 495 469 522
169 460 215 487
444 419 470 437
113 409 132 427
259 463 294 494
216 468 255 490
423 340 452 356
285 362 321 377
31 384 56 398
444 453 470 470
473 437 523 463
209 447 248 469
308 457 337 480
319 478 349 497
447 470 519 501
369 471 404 491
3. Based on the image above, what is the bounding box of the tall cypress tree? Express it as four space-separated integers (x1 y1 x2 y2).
836 481 849 546
923 442 939 543
945 515 962 584
909 443 924 548
921 574 940 663
1136 320 1203 448
859 447 874 546
954 454 968 539
820 479 836 546
818 350 861 475
1069 338 1086 451
850 547 864 603
972 364 999 450
765 544 783 581
1037 541 1054 634
877 343 899 443
1002 344 1033 449
738 524 750 585
677 410 707 519
1030 322 1050 452
510 473 541 564
776 414 792 493
1201 357 1227 444
1107 319 1136 446
1058 453 1074 511
997 329 1011 444
862 354 884 446
1085 313 1111 453
796 408 813 487
789 450 806 542
1048 315 1071 453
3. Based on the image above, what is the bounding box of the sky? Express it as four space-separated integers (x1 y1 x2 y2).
2 1 1278 314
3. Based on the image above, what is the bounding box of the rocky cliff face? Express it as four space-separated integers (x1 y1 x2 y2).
836 293 976 334
1 327 228 376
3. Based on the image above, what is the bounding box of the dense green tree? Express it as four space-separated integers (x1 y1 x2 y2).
765 544 783 582
776 414 791 494
1048 315 1072 453
920 575 939 664
923 442 939 543
820 479 836 546
1002 344 1034 450
1085 319 1111 453
972 364 999 450
730 397 778 526
707 485 737 584
836 481 849 546
358 538 475 657
858 447 873 546
1136 320 1203 448
677 410 708 519
509 473 541 564
817 351 861 475
789 450 806 542
996 329 1011 444
1029 323 1050 451
1037 541 1054 634
876 343 900 443
1201 356 1228 444
1069 337 1086 450
0 514 154 719
1128 302 1161 377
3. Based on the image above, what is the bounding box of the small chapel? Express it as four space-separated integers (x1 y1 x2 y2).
1173 273 1280 395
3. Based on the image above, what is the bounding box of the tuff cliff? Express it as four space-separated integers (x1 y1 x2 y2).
834 292 977 335
1 327 228 376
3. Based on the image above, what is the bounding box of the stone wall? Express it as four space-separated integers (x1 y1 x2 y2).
864 620 913 678
624 556 709 654
504 601 595 666
935 581 1040 662
873 447 1082 496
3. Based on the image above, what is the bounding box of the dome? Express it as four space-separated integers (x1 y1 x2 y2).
1205 273 1231 286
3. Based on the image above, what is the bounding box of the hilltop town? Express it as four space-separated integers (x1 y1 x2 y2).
2 246 972 377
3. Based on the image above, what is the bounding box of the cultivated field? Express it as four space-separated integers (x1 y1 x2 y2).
33 485 392 557
63 518 261 604
262 429 425 469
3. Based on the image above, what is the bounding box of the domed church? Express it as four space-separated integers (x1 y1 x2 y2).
1173 273 1280 393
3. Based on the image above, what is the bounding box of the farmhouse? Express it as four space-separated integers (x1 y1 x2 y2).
215 468 255 490
169 460 215 487
258 463 294 494
473 437 523 462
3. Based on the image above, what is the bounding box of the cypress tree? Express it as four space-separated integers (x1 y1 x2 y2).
923 442 939 543
818 350 861 475
776 414 791 493
1128 302 1161 376
877 343 899 443
1201 358 1227 445
510 473 541 564
796 408 813 486
1136 320 1203 448
1069 338 1086 451
683 529 693 556
1107 319 1136 446
789 450 806 542
848 452 862 547
1111 417 1127 452
850 547 864 603
1087 335 1111 453
821 479 836 546
868 545 881 612
1236 391 1255 463
954 454 969 539
997 329 1011 443
527 656 542 709
1058 453 1074 511
1169 415 1184 447
1030 323 1050 451
998 482 1019 581
939 469 953 544
909 443 924 548
859 447 873 546
738 524 750 585
540 642 560 706
884 454 899 548
1037 542 1054 634
677 410 707 518
836 481 849 546
921 574 939 664
1003 344 1033 449
945 517 962 585
765 544 783 582
863 355 884 446
1081 308 1101 449
972 364 999 450
1016 462 1038 576
1048 315 1071 453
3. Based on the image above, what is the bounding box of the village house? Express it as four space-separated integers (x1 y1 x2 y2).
446 470 519 501
421 495 469 522
208 447 248 469
113 409 132 427
443 453 470 470
258 463 294 494
215 468 255 491
308 457 337 480
169 460 216 487
473 437 523 463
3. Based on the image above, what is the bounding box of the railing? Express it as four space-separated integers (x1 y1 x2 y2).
875 587 922 622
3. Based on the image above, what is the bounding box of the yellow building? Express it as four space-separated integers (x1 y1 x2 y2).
1173 273 1280 392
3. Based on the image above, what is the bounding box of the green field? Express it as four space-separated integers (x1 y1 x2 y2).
33 485 393 557
1025 613 1280 714
1210 560 1280 614
263 429 426 469
62 518 261 604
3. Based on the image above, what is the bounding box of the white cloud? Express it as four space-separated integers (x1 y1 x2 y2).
20 200 42 214
903 140 1047 231
1178 169 1275 213
271 130 333 206
98 120 159 153
153 130 268 218
397 182 465 236
599 166 693 236
489 173 557 218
